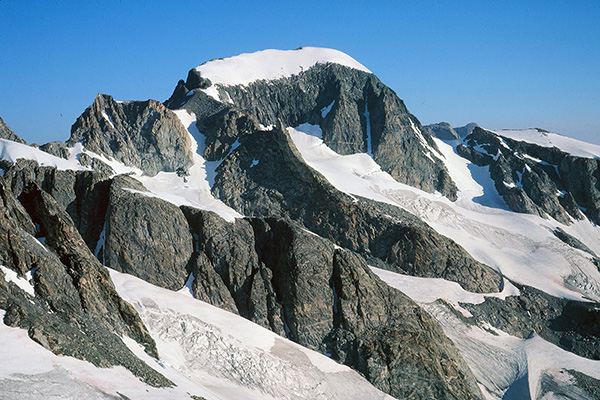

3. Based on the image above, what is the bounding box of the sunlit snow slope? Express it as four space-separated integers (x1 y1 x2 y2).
288 124 600 302
495 128 600 159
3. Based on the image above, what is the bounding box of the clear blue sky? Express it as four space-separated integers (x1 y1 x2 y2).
1 0 599 145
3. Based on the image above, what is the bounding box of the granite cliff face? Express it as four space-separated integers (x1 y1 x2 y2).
0 168 170 387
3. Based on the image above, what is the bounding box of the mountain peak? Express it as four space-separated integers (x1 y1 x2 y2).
194 47 371 88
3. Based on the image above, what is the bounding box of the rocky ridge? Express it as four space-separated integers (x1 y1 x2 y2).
0 168 170 386
0 128 489 398
167 62 459 200
457 127 600 224
2 48 600 399
423 122 478 140
69 93 194 176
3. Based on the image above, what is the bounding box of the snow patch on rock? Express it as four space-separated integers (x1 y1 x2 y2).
289 123 600 302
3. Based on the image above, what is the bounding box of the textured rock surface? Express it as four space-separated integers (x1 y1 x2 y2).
38 141 70 159
181 206 485 399
182 206 265 321
463 283 600 360
328 249 484 399
423 122 461 140
2 159 112 252
171 63 459 199
0 176 170 386
69 93 194 176
208 122 500 293
103 176 193 290
457 127 600 224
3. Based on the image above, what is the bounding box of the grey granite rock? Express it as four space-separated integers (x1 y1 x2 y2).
458 127 591 224
463 282 600 360
181 206 485 399
328 249 484 399
103 176 193 290
209 122 500 293
0 177 170 386
172 63 459 199
69 93 194 176
423 122 460 140
2 160 112 252
38 141 70 159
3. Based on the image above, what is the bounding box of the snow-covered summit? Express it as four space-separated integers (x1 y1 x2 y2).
195 47 371 87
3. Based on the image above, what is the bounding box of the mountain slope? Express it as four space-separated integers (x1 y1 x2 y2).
1 47 599 399
166 47 459 200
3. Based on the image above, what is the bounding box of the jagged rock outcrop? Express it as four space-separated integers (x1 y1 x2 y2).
423 122 460 140
0 116 26 144
0 177 171 386
209 121 501 293
328 249 484 399
463 282 600 360
457 127 595 224
182 207 275 326
68 93 194 176
38 141 70 159
171 63 459 200
2 159 112 252
180 206 484 399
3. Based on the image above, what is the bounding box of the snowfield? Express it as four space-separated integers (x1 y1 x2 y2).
288 124 600 302
110 269 394 400
0 139 89 172
195 47 371 102
2 77 600 399
495 128 600 159
420 300 600 400
288 122 600 398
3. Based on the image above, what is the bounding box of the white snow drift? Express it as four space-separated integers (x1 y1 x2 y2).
195 47 371 101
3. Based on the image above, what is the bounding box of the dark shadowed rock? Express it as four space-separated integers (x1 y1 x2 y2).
209 122 500 293
181 206 280 333
186 68 212 90
1 160 112 252
251 217 336 348
457 127 589 224
180 206 485 399
328 249 484 399
463 283 600 360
